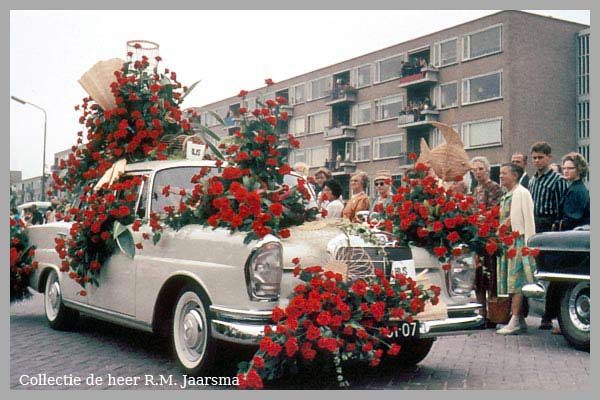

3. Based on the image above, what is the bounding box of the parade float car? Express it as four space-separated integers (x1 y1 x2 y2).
26 159 484 375
523 226 590 351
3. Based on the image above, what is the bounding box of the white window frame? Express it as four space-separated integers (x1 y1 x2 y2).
306 110 330 134
430 124 460 147
375 94 404 122
346 138 371 162
462 23 502 62
291 83 306 105
351 101 372 126
461 117 502 149
242 97 257 111
308 76 332 101
289 116 306 137
375 53 404 84
437 81 459 109
373 133 404 160
351 63 373 88
290 146 330 168
461 70 502 106
433 37 459 67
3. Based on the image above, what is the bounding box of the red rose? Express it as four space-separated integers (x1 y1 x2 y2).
264 78 275 86
119 206 130 217
252 356 265 369
292 257 300 265
447 231 460 243
279 229 290 239
506 248 517 259
432 221 443 232
408 152 418 160
237 89 248 97
433 246 447 257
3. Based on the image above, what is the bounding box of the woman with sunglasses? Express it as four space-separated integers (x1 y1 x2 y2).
370 170 393 214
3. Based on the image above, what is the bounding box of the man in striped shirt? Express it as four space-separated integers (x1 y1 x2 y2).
528 141 567 330
529 142 568 233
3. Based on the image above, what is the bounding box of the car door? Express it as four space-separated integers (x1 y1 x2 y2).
87 172 149 317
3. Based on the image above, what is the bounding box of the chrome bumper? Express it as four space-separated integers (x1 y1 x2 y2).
210 302 484 346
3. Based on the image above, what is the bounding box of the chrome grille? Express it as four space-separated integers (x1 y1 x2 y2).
334 246 412 281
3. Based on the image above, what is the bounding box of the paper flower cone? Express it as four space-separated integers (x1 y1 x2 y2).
78 58 125 110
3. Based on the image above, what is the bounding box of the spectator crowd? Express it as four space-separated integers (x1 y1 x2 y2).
296 140 590 336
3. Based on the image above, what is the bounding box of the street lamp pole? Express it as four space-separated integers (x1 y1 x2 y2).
11 96 48 201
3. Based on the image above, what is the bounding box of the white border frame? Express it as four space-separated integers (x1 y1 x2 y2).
438 80 459 110
373 132 404 160
374 53 404 84
306 109 330 135
461 116 503 149
434 36 459 68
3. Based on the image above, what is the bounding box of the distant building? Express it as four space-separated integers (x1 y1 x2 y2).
13 175 46 203
193 10 588 196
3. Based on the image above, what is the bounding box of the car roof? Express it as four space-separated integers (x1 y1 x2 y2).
17 201 51 210
124 159 217 173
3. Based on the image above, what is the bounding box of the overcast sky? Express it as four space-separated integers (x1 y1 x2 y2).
10 9 590 179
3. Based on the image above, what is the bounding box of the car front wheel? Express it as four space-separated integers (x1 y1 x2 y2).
44 269 79 330
558 282 590 351
172 284 216 375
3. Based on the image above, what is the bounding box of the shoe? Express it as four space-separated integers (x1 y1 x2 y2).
496 325 525 335
539 319 553 330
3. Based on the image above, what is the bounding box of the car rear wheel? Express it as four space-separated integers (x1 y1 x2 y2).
171 284 216 375
558 282 590 351
44 269 79 330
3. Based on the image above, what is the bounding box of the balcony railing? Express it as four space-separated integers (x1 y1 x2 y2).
324 85 358 106
398 109 440 128
323 125 357 141
398 66 439 88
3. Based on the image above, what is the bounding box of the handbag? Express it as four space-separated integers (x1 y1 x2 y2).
487 297 511 324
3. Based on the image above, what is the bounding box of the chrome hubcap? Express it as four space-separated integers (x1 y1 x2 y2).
182 309 204 348
49 282 60 310
568 284 590 331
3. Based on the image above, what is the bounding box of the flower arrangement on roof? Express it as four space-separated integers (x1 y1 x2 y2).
157 88 318 244
51 54 202 293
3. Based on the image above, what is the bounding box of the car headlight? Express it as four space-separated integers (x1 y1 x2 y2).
245 241 283 301
447 252 476 297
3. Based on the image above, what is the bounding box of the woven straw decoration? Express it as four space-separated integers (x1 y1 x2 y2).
78 58 125 110
418 121 471 182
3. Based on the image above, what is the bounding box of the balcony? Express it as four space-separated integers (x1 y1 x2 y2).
398 66 439 89
324 85 358 106
398 109 440 128
323 125 357 141
326 160 357 175
280 104 294 118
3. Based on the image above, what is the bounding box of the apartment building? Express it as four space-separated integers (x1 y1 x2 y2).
193 11 588 196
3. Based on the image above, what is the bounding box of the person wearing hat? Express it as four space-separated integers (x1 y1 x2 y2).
370 170 393 214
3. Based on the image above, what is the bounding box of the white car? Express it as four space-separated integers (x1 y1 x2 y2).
27 159 483 375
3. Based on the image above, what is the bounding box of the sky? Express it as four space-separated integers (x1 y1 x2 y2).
10 10 590 179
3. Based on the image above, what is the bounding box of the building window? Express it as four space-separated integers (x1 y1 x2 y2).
291 83 306 104
308 77 331 101
373 134 403 160
351 102 371 126
289 116 305 136
438 81 458 109
307 111 330 134
346 139 371 162
578 101 589 140
430 124 460 147
375 54 403 83
352 64 372 88
461 118 502 148
375 94 403 121
434 37 458 67
462 24 502 61
290 146 329 168
462 71 502 105
243 97 257 110
578 33 590 96
204 112 219 127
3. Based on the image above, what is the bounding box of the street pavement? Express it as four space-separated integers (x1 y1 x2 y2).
10 291 590 390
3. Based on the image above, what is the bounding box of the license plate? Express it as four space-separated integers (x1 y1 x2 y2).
386 321 420 340
391 260 416 281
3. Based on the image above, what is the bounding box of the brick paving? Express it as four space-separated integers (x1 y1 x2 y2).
10 292 590 390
